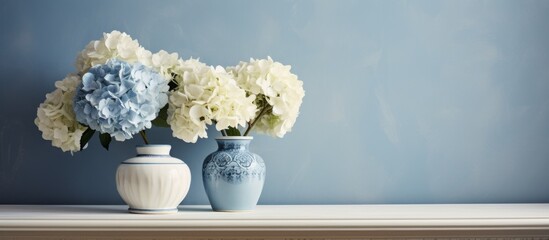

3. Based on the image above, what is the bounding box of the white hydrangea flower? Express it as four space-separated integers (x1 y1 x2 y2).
167 59 257 143
75 31 182 82
136 48 153 67
76 30 143 74
34 74 87 153
148 50 180 80
228 57 305 138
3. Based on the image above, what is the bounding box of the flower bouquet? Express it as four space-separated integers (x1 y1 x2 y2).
35 30 305 212
35 31 191 213
36 31 180 151
156 56 305 211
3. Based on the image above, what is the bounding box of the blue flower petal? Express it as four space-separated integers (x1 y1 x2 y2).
73 59 168 141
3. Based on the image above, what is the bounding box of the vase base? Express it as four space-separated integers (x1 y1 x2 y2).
128 208 178 214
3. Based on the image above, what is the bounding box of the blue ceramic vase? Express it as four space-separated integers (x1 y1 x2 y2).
202 136 266 211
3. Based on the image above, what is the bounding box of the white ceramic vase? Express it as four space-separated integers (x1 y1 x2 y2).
116 145 191 214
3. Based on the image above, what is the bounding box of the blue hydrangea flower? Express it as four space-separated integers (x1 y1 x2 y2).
73 59 169 141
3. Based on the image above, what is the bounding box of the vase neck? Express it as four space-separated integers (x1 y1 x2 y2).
216 138 251 151
136 145 171 156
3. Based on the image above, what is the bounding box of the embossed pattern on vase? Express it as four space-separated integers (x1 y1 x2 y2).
203 142 265 184
117 165 189 210
116 145 191 213
202 137 266 211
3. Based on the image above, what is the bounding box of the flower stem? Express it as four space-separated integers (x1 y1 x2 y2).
244 105 271 136
139 130 150 145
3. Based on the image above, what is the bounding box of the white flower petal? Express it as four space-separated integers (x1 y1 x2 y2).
167 59 257 142
227 57 304 138
35 74 87 153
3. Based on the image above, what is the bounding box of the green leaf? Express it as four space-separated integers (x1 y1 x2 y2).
152 105 170 128
225 127 241 136
99 133 112 151
79 128 95 150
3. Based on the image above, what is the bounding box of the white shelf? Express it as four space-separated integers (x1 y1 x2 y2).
1 204 549 239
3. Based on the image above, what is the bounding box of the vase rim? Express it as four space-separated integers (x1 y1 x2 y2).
215 136 253 140
135 144 171 147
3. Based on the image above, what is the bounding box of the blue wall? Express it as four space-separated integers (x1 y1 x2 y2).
1 0 549 204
